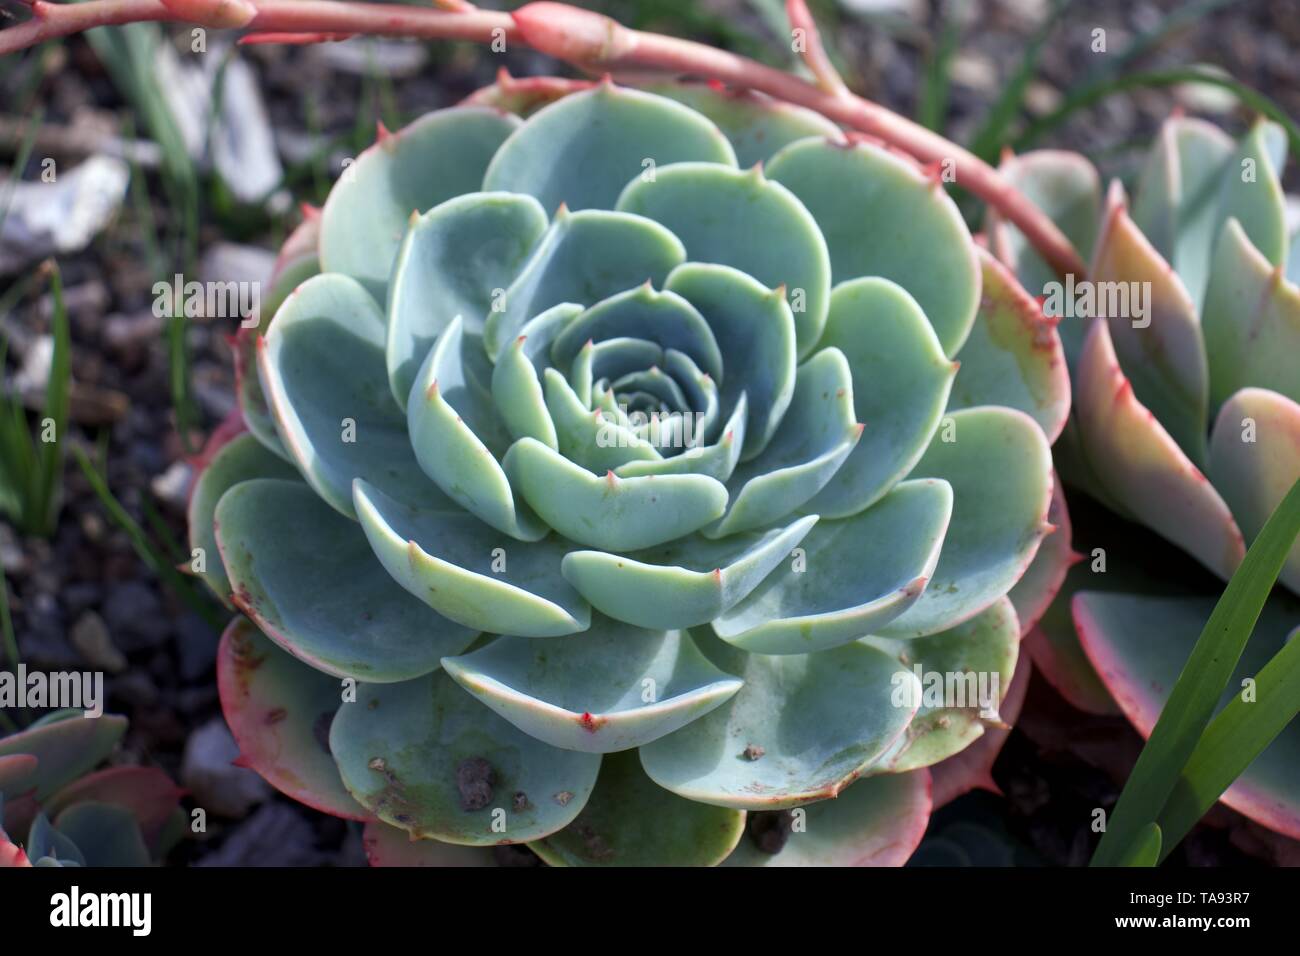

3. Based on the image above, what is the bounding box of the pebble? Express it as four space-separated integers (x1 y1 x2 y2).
181 718 271 819
101 579 170 653
70 609 127 673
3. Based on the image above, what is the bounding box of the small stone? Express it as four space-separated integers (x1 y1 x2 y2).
70 610 126 673
150 460 192 513
102 580 169 653
741 744 766 762
182 717 270 819
455 757 496 811
748 810 794 855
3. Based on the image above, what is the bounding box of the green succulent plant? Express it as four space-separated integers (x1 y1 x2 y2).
192 79 1067 866
994 116 1300 842
0 710 185 867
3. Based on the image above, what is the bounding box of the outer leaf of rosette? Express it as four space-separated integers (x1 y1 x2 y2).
234 325 291 463
386 191 549 409
549 282 723 384
187 433 300 605
948 248 1070 445
766 136 981 357
644 82 842 168
0 715 127 802
560 514 817 630
1073 589 1300 841
363 820 497 867
639 629 921 809
353 479 590 638
491 303 582 449
440 617 742 753
1202 218 1300 410
708 347 861 537
407 315 548 542
320 106 521 301
616 162 831 358
1129 116 1235 311
502 437 729 551
482 82 737 214
866 597 1020 773
1208 387 1300 594
330 671 601 845
1090 181 1209 465
528 750 745 866
663 262 796 461
1073 318 1245 582
711 478 951 654
482 209 687 359
258 272 452 518
801 277 957 519
873 406 1054 639
721 770 931 866
216 616 368 820
1211 120 1289 280
214 478 477 680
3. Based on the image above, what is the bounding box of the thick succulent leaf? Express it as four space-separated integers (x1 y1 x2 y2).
614 395 746 483
529 750 744 866
1208 388 1300 593
363 819 496 867
234 327 291 463
441 620 742 754
561 515 816 630
662 261 797 446
482 83 737 213
0 715 126 802
491 303 581 449
1073 319 1245 581
1006 474 1077 636
803 277 956 518
321 106 520 299
483 209 686 358
930 653 1031 807
215 479 476 680
461 70 593 116
1130 116 1235 311
1202 218 1300 409
354 480 590 638
217 616 368 821
876 407 1053 638
1091 182 1209 464
712 347 860 536
639 630 920 809
992 150 1101 320
0 755 38 795
617 163 831 357
26 813 85 866
722 769 931 867
53 803 151 866
1074 590 1300 840
867 597 1020 773
330 671 601 845
646 83 841 168
407 316 546 541
767 136 980 357
503 437 728 551
1213 120 1288 278
187 433 299 605
386 192 548 407
550 283 722 383
259 272 447 518
950 248 1070 444
43 767 182 856
713 479 951 654
543 368 662 472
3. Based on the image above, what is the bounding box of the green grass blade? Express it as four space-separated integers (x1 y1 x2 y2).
1017 66 1300 158
0 563 18 671
1156 606 1300 858
0 107 45 237
968 0 1073 163
916 11 960 132
72 447 224 631
1091 476 1300 866
1115 823 1162 867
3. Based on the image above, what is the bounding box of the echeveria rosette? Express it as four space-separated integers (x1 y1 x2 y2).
992 116 1300 840
0 711 185 867
192 81 1063 866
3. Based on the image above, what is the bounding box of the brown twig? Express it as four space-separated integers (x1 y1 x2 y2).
0 0 1085 278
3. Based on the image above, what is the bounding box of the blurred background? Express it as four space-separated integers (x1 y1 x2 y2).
0 0 1297 865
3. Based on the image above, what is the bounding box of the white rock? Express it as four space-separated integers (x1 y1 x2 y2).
0 155 129 275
